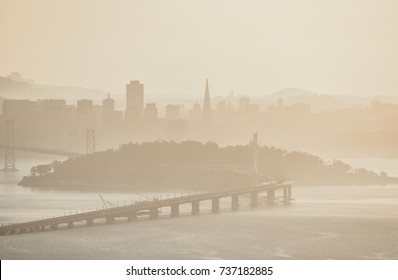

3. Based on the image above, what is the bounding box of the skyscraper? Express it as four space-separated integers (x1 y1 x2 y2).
76 99 95 132
144 103 158 123
103 93 115 113
125 81 144 135
165 104 181 120
102 93 123 138
77 99 93 114
144 103 159 140
202 79 212 139
126 81 144 114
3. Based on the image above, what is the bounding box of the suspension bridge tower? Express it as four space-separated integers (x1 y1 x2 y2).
2 120 17 172
251 132 261 188
86 129 96 154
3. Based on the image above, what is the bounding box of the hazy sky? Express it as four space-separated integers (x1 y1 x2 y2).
1 0 397 97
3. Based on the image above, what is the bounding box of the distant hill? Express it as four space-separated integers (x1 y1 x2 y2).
0 72 106 101
262 88 374 111
265 88 317 100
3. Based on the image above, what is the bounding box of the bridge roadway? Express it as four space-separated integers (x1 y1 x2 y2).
0 144 82 157
0 180 292 236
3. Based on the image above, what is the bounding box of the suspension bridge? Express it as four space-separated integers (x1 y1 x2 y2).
0 120 97 172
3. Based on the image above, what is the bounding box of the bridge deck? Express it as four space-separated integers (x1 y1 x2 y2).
0 144 82 157
0 181 292 235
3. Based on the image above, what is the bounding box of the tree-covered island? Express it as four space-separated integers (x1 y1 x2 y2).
19 141 398 191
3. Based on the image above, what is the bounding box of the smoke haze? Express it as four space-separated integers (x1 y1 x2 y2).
1 0 398 97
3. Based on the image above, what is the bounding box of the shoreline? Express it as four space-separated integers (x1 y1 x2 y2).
17 178 398 193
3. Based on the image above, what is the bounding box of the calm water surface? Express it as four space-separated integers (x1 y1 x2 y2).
0 155 398 259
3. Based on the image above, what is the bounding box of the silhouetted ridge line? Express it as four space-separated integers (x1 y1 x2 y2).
18 141 397 190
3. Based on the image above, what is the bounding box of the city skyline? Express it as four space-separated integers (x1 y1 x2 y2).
2 76 398 159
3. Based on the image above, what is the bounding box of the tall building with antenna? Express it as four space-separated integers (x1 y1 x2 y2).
202 79 212 140
103 92 115 113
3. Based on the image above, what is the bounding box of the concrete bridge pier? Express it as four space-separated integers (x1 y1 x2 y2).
40 226 45 231
192 201 200 215
171 204 179 217
266 189 275 205
86 218 93 226
283 186 288 203
127 211 137 222
283 185 292 204
212 198 220 213
150 208 158 219
50 224 58 230
106 216 115 224
231 194 239 211
250 191 259 208
68 222 74 228
19 228 26 234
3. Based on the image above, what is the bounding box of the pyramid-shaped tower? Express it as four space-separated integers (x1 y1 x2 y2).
202 79 212 139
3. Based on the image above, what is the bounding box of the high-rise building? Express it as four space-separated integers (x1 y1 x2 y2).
76 99 95 131
102 93 123 137
189 103 202 124
165 104 180 120
239 97 250 112
103 93 115 113
144 103 159 140
145 103 158 123
39 99 73 138
125 80 144 119
202 79 212 139
2 99 41 141
125 81 144 138
77 99 93 114
188 103 202 140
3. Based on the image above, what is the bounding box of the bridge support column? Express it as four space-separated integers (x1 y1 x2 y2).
86 218 93 226
250 191 259 208
150 208 158 219
40 226 45 231
106 216 115 224
19 228 26 234
68 222 74 228
50 224 58 230
29 227 34 232
231 194 239 211
171 204 179 217
266 189 275 205
127 211 137 222
212 198 220 213
192 201 200 215
283 185 291 205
